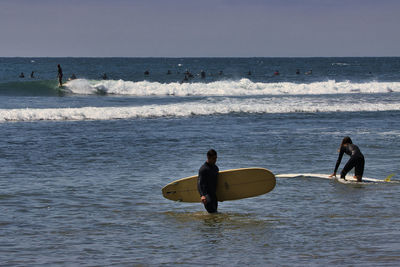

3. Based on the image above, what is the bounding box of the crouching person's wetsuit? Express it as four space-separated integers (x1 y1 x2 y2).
197 149 219 213
333 139 365 182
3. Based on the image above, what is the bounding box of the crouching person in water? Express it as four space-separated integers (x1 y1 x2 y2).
330 136 365 182
197 149 219 213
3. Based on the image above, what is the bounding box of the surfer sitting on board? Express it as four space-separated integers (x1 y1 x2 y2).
197 149 219 213
329 136 365 182
57 64 63 87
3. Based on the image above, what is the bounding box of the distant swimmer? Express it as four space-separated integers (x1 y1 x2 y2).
180 74 189 83
200 70 206 79
184 70 194 78
57 64 63 87
144 70 150 75
274 70 280 76
102 73 108 80
296 69 300 75
305 69 312 75
329 136 365 182
30 71 35 78
197 149 219 213
167 70 172 75
218 70 223 76
247 71 252 76
69 73 77 80
19 72 25 78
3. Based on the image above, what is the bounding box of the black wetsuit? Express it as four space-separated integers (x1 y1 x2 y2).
57 66 63 85
197 162 219 213
334 144 365 179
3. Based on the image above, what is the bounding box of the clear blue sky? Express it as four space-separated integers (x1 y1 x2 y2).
1 0 399 57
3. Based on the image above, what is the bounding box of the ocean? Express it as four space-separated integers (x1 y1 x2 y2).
0 57 399 266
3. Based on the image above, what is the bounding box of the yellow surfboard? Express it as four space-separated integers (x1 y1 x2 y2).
162 167 276 202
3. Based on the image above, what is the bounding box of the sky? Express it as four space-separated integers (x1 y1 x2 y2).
1 0 400 57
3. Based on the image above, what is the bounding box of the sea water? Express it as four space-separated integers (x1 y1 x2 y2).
0 57 399 266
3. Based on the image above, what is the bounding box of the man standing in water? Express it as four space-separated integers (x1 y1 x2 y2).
197 149 219 213
57 64 63 87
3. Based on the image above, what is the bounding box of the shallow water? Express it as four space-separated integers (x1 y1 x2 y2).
0 112 399 266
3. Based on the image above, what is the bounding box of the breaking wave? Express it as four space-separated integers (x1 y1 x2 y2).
64 79 400 96
2 79 399 97
1 98 399 123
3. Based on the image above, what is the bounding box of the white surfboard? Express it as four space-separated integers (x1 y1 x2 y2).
276 173 397 184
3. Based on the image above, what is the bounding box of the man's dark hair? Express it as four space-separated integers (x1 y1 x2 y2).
207 149 217 158
341 136 353 146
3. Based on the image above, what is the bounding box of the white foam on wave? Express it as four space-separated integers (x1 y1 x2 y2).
1 98 400 123
331 63 351 66
64 79 400 96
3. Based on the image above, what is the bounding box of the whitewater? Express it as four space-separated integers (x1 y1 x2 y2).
1 78 399 122
64 79 400 96
1 97 399 122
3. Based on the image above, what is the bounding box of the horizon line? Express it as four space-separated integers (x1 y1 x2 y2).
1 56 400 59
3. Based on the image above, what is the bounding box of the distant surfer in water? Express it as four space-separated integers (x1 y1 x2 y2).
57 64 63 87
330 136 365 182
69 73 77 80
197 149 219 213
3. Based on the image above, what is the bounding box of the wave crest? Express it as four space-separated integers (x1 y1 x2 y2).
65 79 400 96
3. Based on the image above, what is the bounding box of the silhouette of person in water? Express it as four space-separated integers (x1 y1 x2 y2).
57 64 63 87
296 69 300 75
102 73 108 80
30 71 35 78
69 73 77 80
181 75 189 83
19 72 25 78
185 70 194 78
